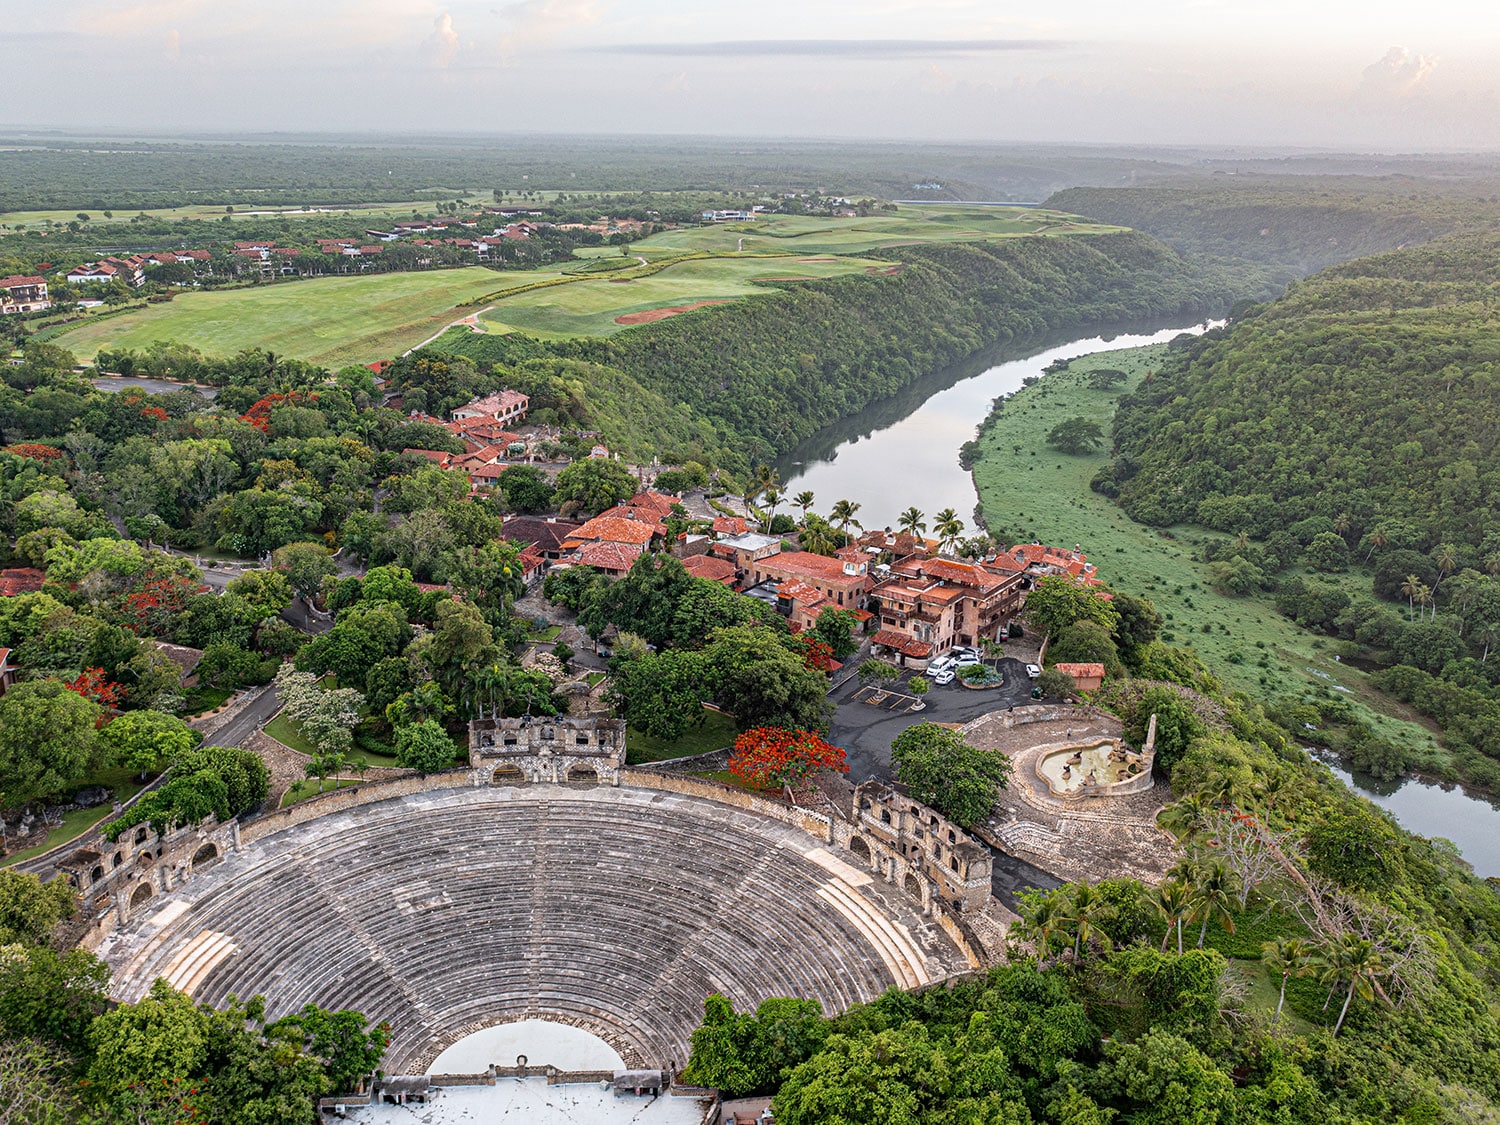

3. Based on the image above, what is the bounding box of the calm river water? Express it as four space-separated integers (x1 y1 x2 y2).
776 319 1500 877
775 322 1212 532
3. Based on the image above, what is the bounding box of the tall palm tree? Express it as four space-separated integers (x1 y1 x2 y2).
1332 512 1351 541
934 508 965 555
830 499 863 536
1431 543 1458 597
1363 525 1389 563
793 490 816 524
1262 937 1313 1026
1399 574 1427 622
1159 795 1213 847
1016 893 1065 965
1150 880 1192 954
1479 620 1500 664
1067 882 1105 960
897 507 927 538
761 487 784 531
1322 935 1385 1036
800 518 839 557
1190 863 1236 949
754 463 781 494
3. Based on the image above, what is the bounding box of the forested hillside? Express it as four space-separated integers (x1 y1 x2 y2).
1105 233 1500 547
432 231 1263 464
1044 185 1500 279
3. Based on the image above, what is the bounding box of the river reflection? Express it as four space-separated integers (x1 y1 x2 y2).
774 320 1215 532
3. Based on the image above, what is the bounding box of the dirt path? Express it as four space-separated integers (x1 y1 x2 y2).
402 304 496 355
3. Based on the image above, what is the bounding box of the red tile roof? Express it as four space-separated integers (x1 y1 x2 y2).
0 274 46 288
759 551 867 584
576 543 643 572
712 517 747 536
563 515 658 548
682 555 737 584
1053 662 1106 682
870 629 934 658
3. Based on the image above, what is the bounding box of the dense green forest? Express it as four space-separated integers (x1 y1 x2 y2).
1044 184 1500 279
678 603 1500 1124
1094 233 1500 786
432 231 1266 464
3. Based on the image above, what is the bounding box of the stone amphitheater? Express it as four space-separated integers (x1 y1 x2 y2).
97 783 974 1073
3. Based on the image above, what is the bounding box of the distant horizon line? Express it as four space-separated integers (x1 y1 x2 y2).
1 127 1497 159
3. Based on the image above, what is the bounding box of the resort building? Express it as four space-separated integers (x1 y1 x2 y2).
452 390 529 427
870 556 1025 657
0 275 50 313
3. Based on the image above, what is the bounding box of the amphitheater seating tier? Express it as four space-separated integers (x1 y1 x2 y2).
103 786 960 1071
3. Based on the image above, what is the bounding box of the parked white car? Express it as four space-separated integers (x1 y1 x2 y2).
955 654 982 667
925 656 957 678
931 669 956 685
1025 663 1042 678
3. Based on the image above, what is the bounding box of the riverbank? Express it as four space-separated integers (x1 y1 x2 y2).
967 345 1460 787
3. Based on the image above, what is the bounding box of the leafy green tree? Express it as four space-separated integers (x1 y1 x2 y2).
223 568 292 619
706 626 831 733
86 979 209 1103
269 1004 390 1095
0 1037 83 1125
1025 576 1119 636
272 541 337 600
0 869 76 945
1046 416 1105 454
0 945 111 1053
100 709 196 778
554 456 638 516
1093 1030 1237 1124
890 723 1009 830
394 719 458 772
0 679 102 805
607 649 711 740
1125 686 1204 776
681 994 755 1096
497 463 557 512
812 607 860 660
1047 620 1122 676
1035 666 1077 699
1303 531 1350 572
1262 937 1314 1025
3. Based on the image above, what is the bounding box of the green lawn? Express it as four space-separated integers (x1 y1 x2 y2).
266 711 405 769
53 267 553 366
626 709 738 764
279 777 363 808
477 253 888 339
971 344 1446 771
0 768 149 867
264 712 318 756
179 685 233 718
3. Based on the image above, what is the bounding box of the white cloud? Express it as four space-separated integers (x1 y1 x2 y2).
1358 46 1439 102
424 12 461 67
497 0 604 56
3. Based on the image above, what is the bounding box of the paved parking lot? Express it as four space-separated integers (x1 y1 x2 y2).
829 657 1061 908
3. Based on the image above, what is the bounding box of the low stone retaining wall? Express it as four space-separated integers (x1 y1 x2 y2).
190 682 272 740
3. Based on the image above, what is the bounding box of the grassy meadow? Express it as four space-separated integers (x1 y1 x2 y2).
53 267 548 366
47 203 1123 362
476 253 889 338
970 344 1447 771
0 197 490 228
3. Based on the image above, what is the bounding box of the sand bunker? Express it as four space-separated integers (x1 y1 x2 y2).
614 300 733 325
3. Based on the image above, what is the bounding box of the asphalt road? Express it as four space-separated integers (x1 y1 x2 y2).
828 658 1064 907
209 686 281 749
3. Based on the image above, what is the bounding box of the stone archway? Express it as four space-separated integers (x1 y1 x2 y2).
564 763 599 786
490 765 526 786
904 872 923 899
849 836 872 865
192 843 220 870
130 882 154 909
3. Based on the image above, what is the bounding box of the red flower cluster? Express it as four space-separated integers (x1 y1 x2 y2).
119 570 199 635
3 442 64 463
140 405 170 422
794 634 835 673
65 667 124 710
241 390 319 432
728 726 849 789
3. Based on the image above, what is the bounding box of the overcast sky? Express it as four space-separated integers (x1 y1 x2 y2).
5 0 1498 148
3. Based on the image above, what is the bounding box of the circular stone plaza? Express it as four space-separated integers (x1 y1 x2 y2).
95 781 977 1075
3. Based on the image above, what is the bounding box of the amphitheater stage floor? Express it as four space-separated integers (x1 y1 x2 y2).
345 1076 713 1124
99 784 970 1073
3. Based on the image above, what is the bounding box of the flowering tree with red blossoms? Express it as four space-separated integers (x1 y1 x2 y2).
728 727 849 789
794 634 835 674
65 667 124 711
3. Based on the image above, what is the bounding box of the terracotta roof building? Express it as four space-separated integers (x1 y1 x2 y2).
1051 662 1106 691
502 516 582 559
452 389 529 426
870 555 1024 661
0 274 49 313
0 568 45 597
575 542 643 576
561 515 658 552
682 554 737 585
747 550 870 610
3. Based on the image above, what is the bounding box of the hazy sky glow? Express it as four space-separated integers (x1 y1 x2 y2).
5 0 1498 147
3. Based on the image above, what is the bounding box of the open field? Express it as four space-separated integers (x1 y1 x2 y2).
0 196 489 227
51 267 555 366
626 709 738 764
970 343 1448 771
478 253 889 338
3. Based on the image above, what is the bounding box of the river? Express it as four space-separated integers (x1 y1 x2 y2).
775 321 1213 532
776 319 1500 878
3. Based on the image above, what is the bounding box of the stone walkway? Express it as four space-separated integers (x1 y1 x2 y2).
963 709 1179 886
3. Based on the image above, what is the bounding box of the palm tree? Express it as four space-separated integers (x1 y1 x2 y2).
800 518 839 557
1485 550 1500 578
1399 574 1427 622
1159 795 1213 846
1480 620 1500 664
761 487 784 532
1016 893 1066 964
934 508 965 555
1333 512 1351 541
754 463 781 495
1190 863 1236 949
1150 880 1192 954
1232 529 1250 552
1431 543 1458 597
830 499 863 536
897 507 927 538
1262 937 1313 1026
793 490 816 524
1066 882 1105 960
1322 935 1385 1036
1363 525 1389 563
